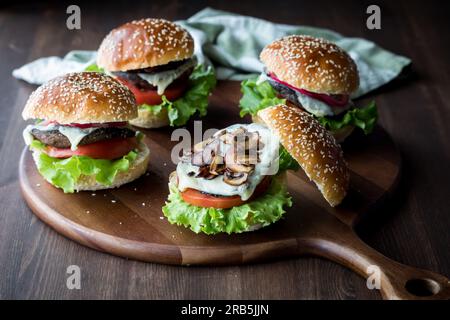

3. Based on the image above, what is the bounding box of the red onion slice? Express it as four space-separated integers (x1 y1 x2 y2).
268 73 349 107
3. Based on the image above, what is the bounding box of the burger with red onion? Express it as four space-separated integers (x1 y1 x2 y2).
239 35 377 142
91 18 216 128
22 72 150 193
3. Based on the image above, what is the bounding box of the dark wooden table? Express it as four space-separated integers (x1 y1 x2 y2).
0 0 449 300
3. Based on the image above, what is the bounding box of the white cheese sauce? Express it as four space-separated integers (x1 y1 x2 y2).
176 123 280 201
294 91 351 117
23 124 99 150
137 58 197 95
258 74 351 117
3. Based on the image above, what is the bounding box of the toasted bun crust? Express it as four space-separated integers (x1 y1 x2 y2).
32 142 150 191
97 18 194 72
129 106 170 128
22 72 137 124
254 111 354 143
258 104 349 206
260 35 359 95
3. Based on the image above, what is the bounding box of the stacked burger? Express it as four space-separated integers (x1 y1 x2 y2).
22 72 150 193
94 18 216 128
240 35 378 142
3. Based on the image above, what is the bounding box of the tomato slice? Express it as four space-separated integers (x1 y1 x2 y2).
117 77 188 105
45 137 137 160
181 176 272 209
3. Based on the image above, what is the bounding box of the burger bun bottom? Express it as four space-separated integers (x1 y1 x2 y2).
129 106 170 129
32 142 150 192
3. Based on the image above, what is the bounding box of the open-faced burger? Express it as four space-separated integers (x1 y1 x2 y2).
163 104 349 234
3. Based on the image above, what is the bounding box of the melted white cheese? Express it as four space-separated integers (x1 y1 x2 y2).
294 91 351 117
23 124 98 150
137 58 197 95
258 73 351 117
177 123 280 201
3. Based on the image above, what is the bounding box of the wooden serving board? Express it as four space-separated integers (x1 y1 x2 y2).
19 81 449 300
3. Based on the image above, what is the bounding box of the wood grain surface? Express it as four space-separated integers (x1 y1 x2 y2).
17 101 400 266
1 0 449 299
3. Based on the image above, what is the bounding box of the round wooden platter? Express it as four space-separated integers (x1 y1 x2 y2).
19 82 450 300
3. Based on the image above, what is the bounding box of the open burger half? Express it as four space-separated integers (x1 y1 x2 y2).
22 72 150 193
94 18 216 128
163 104 349 234
239 35 377 142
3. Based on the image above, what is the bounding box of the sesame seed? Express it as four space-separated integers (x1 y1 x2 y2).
260 35 358 94
23 72 137 123
96 18 194 71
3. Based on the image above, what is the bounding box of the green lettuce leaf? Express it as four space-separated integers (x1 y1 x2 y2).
162 176 292 235
317 101 378 135
240 78 378 135
140 103 164 116
239 77 285 117
164 65 216 126
278 145 300 171
30 139 137 193
86 63 217 127
85 63 104 73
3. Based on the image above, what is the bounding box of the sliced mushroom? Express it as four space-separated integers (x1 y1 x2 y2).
193 138 213 153
223 170 249 186
228 162 254 174
225 150 254 173
195 165 217 180
204 173 218 180
191 152 205 166
209 155 225 175
203 139 219 155
188 127 263 183
247 131 263 151
215 129 227 137
231 127 246 137
236 153 259 166
219 132 234 144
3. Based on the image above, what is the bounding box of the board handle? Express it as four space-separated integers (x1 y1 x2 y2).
306 223 450 300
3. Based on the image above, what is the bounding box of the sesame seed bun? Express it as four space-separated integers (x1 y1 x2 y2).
252 113 354 143
129 106 170 129
97 18 194 72
258 104 349 207
260 35 359 95
22 72 138 124
31 142 150 191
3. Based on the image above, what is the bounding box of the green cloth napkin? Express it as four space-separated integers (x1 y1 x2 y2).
13 7 410 98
